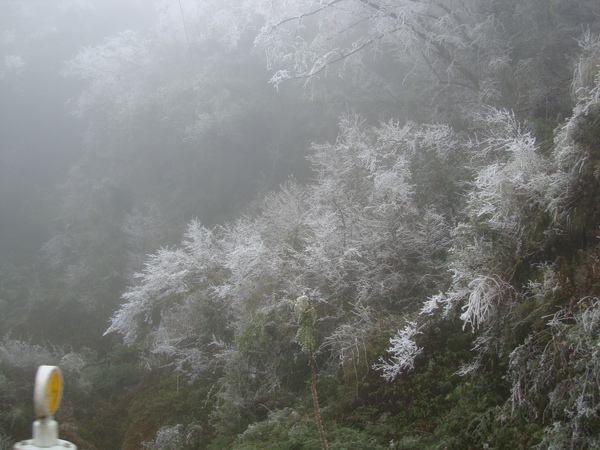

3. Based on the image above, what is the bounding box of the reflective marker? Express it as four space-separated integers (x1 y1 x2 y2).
34 366 63 418
13 366 77 450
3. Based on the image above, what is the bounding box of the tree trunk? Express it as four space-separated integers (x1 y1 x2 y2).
309 347 328 450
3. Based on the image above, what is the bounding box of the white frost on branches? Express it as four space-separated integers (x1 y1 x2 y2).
460 275 512 331
425 108 548 333
62 31 153 120
572 31 600 115
373 321 422 381
106 113 458 378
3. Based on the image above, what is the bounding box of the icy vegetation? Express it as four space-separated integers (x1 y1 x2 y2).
1 1 600 448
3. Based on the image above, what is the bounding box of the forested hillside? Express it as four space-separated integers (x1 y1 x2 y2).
1 1 600 449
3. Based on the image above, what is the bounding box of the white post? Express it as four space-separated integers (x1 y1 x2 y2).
32 418 59 447
13 366 77 450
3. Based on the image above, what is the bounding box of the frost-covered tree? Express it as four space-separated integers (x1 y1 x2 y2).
507 292 600 448
373 320 422 381
200 0 593 126
105 220 234 376
304 115 455 309
501 35 600 447
107 113 459 392
51 2 317 313
548 32 600 238
62 31 155 124
421 108 550 333
142 423 202 450
404 34 600 447
209 0 502 95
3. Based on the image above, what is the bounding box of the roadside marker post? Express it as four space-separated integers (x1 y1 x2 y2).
13 365 77 450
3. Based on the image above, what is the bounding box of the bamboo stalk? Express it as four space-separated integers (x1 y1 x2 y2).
309 346 328 450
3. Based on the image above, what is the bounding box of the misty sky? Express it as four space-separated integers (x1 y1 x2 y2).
0 1 172 258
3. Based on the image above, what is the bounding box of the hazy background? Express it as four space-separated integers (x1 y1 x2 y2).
0 0 356 348
1 0 154 259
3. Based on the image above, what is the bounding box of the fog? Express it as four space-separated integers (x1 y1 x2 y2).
1 1 154 258
1 1 599 448
0 0 353 362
